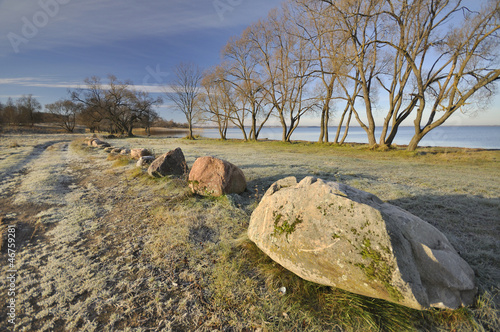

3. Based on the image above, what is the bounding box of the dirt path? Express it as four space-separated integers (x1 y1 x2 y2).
0 139 183 331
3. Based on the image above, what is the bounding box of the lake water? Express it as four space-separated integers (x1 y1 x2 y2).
192 126 500 149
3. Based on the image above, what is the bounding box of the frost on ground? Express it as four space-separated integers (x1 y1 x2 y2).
0 134 498 331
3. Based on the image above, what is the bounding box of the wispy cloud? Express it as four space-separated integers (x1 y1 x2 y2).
0 77 81 89
0 77 177 94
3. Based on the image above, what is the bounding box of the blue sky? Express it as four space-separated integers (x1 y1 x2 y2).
0 0 283 121
1 0 499 126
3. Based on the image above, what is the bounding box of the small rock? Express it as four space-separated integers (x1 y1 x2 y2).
131 148 152 160
148 147 189 177
120 149 130 155
92 139 110 148
136 156 155 167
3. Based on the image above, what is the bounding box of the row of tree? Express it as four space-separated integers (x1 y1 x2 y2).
177 0 499 150
0 79 182 135
0 95 43 127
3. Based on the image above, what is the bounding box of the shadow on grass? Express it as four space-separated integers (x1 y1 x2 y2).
245 172 380 195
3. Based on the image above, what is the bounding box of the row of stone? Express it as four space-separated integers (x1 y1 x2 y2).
86 137 477 311
86 137 247 197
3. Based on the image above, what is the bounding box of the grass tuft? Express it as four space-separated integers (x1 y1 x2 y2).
8 141 20 148
107 154 132 167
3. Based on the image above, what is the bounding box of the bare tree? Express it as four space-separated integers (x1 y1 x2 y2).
294 0 358 143
247 5 316 142
1 98 17 126
223 33 273 140
404 0 500 150
132 91 162 136
72 75 161 136
17 94 41 127
45 99 81 132
165 63 203 140
318 0 500 150
201 66 232 140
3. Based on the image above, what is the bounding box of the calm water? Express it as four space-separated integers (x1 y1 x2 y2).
192 126 500 149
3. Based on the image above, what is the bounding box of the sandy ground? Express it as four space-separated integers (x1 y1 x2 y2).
0 133 499 331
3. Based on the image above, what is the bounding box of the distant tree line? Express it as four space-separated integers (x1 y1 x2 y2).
0 95 43 127
0 76 187 135
181 0 500 150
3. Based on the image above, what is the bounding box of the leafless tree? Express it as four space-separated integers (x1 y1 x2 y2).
17 94 41 127
223 33 273 140
247 5 317 142
45 99 81 132
201 66 232 140
317 0 500 150
0 98 17 126
71 75 161 136
131 90 161 136
165 62 203 140
402 0 500 150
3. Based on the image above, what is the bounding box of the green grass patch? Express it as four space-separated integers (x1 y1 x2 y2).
107 154 131 167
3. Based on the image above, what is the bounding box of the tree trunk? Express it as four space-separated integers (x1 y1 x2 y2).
407 133 424 151
334 103 350 144
324 110 329 143
187 122 194 140
250 113 258 141
280 114 288 142
318 108 325 143
126 126 134 137
339 109 353 145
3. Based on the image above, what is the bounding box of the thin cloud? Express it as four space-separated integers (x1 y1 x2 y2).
0 77 81 89
0 77 179 94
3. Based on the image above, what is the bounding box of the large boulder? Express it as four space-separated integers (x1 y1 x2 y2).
130 148 152 160
188 156 246 196
248 176 476 310
147 148 188 177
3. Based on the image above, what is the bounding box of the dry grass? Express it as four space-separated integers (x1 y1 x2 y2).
0 134 498 331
